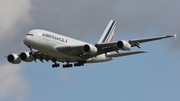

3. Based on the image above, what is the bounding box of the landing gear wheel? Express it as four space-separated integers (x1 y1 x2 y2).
52 63 60 68
52 64 55 68
63 63 73 68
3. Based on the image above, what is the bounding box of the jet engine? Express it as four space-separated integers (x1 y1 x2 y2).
83 44 98 55
117 40 131 50
7 54 21 64
20 52 34 62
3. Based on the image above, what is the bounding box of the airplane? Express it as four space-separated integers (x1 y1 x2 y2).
7 20 177 68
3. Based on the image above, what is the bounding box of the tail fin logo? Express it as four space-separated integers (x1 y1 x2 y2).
98 20 117 43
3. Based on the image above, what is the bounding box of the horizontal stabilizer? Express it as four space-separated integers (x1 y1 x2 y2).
106 51 146 58
174 33 177 39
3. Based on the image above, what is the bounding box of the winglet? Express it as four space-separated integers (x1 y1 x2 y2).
174 33 177 39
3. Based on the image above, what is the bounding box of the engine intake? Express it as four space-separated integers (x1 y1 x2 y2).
20 52 34 62
83 44 97 55
117 40 131 50
7 54 21 64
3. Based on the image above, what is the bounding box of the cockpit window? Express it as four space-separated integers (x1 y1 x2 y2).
26 34 34 36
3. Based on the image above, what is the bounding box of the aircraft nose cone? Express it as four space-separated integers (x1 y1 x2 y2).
23 35 32 46
23 36 28 45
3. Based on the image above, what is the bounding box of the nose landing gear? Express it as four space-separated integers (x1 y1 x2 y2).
28 46 34 55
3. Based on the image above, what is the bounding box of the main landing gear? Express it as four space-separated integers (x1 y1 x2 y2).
52 61 85 68
62 61 85 68
63 64 73 68
74 61 85 67
52 62 60 68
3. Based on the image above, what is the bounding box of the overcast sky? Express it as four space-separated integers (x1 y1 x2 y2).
0 0 180 101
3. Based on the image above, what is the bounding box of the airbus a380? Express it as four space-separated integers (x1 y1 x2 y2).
7 20 177 68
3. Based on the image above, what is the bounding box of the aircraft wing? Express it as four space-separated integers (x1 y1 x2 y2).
129 34 177 47
56 45 84 56
55 34 176 59
95 34 176 55
56 45 93 59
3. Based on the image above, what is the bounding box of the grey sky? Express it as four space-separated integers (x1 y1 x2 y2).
1 0 179 55
30 0 180 49
0 0 31 100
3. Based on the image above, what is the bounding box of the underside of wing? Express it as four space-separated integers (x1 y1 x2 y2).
56 45 84 56
55 44 99 60
95 42 118 55
33 51 55 62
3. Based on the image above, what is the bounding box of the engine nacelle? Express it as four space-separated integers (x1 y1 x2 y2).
20 52 34 62
83 44 98 55
7 54 21 64
117 40 131 50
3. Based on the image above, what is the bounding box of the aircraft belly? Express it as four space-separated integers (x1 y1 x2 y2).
47 51 80 62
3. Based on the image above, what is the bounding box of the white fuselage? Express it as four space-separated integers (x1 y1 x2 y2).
23 29 114 63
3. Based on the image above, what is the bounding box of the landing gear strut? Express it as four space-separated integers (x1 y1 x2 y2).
28 46 34 55
75 55 86 67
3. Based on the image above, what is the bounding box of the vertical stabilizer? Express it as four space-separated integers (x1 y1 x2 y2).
98 20 117 43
